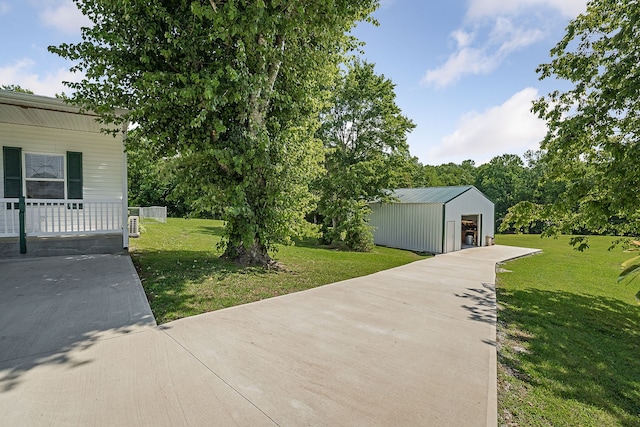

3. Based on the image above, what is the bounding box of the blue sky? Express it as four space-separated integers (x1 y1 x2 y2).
0 0 587 165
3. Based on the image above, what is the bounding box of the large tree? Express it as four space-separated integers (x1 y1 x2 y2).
51 0 378 266
496 150 568 233
314 60 414 250
475 154 529 229
433 160 476 186
531 0 640 241
126 129 190 218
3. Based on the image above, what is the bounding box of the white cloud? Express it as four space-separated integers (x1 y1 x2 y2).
422 46 497 88
425 88 547 165
39 0 91 34
491 18 544 53
422 19 544 88
451 30 473 48
0 2 11 15
467 0 587 20
422 0 586 88
0 58 82 97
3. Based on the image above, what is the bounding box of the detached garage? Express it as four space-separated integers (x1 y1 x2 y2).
369 186 494 254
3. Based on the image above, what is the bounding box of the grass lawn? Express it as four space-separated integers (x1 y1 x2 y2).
129 218 427 324
495 234 640 426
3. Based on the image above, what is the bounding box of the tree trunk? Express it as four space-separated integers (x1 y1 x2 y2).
222 240 275 268
221 37 285 269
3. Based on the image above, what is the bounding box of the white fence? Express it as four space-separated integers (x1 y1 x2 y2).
129 206 167 223
0 198 123 237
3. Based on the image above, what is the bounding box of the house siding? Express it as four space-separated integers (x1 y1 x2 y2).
0 122 123 199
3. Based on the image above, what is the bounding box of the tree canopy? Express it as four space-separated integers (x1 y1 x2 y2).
475 154 529 228
51 0 379 266
314 60 414 250
126 129 189 218
529 0 640 241
1 85 34 94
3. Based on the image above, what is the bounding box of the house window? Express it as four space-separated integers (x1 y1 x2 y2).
24 153 65 199
3 148 83 200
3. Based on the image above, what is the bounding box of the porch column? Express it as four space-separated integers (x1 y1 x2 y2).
121 122 129 249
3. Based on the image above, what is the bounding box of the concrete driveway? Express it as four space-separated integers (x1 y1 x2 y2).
0 245 539 426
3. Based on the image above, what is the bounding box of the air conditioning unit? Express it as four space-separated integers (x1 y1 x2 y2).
128 216 140 238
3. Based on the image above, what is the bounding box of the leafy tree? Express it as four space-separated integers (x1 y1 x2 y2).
126 130 189 217
388 154 425 188
531 0 640 242
50 0 378 266
418 164 442 187
1 85 34 94
434 160 477 186
314 60 414 251
405 160 477 188
500 150 567 233
521 150 565 207
396 160 477 189
475 154 528 229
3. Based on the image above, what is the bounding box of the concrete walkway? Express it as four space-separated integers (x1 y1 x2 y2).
0 245 539 426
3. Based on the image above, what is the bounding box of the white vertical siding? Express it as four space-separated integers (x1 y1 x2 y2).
369 187 495 254
0 122 124 199
369 202 443 253
445 187 495 251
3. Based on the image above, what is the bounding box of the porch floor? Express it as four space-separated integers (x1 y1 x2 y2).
0 233 125 258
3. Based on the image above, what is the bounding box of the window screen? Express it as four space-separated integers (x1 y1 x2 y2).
25 154 64 179
24 153 65 199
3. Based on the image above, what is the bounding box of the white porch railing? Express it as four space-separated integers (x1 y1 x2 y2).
0 198 19 236
0 198 124 237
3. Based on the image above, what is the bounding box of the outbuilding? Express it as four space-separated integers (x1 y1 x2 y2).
368 186 494 254
0 90 129 257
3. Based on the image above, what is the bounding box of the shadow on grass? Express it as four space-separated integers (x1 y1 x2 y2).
290 236 347 251
498 288 640 425
130 248 276 324
195 225 226 237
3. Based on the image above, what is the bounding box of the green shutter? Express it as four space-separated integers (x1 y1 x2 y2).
3 146 22 198
67 151 83 199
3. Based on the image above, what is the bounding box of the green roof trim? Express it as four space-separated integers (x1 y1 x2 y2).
390 186 475 204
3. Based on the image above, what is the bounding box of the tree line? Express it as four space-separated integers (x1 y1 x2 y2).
128 133 565 235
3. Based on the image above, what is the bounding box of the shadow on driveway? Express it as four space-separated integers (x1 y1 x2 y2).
0 254 155 392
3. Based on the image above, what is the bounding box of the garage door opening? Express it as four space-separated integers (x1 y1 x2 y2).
461 215 480 248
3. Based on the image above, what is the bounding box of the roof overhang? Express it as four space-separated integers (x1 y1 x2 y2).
0 90 127 134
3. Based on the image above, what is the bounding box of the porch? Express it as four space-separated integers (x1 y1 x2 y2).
0 198 126 257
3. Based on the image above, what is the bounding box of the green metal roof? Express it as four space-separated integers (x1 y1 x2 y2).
391 186 475 204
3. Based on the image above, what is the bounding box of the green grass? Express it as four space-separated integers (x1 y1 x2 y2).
495 234 640 427
129 218 427 324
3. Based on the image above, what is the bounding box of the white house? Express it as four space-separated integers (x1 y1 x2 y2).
369 186 495 254
0 90 129 257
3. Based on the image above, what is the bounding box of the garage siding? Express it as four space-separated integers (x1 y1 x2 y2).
445 188 495 251
369 202 443 253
